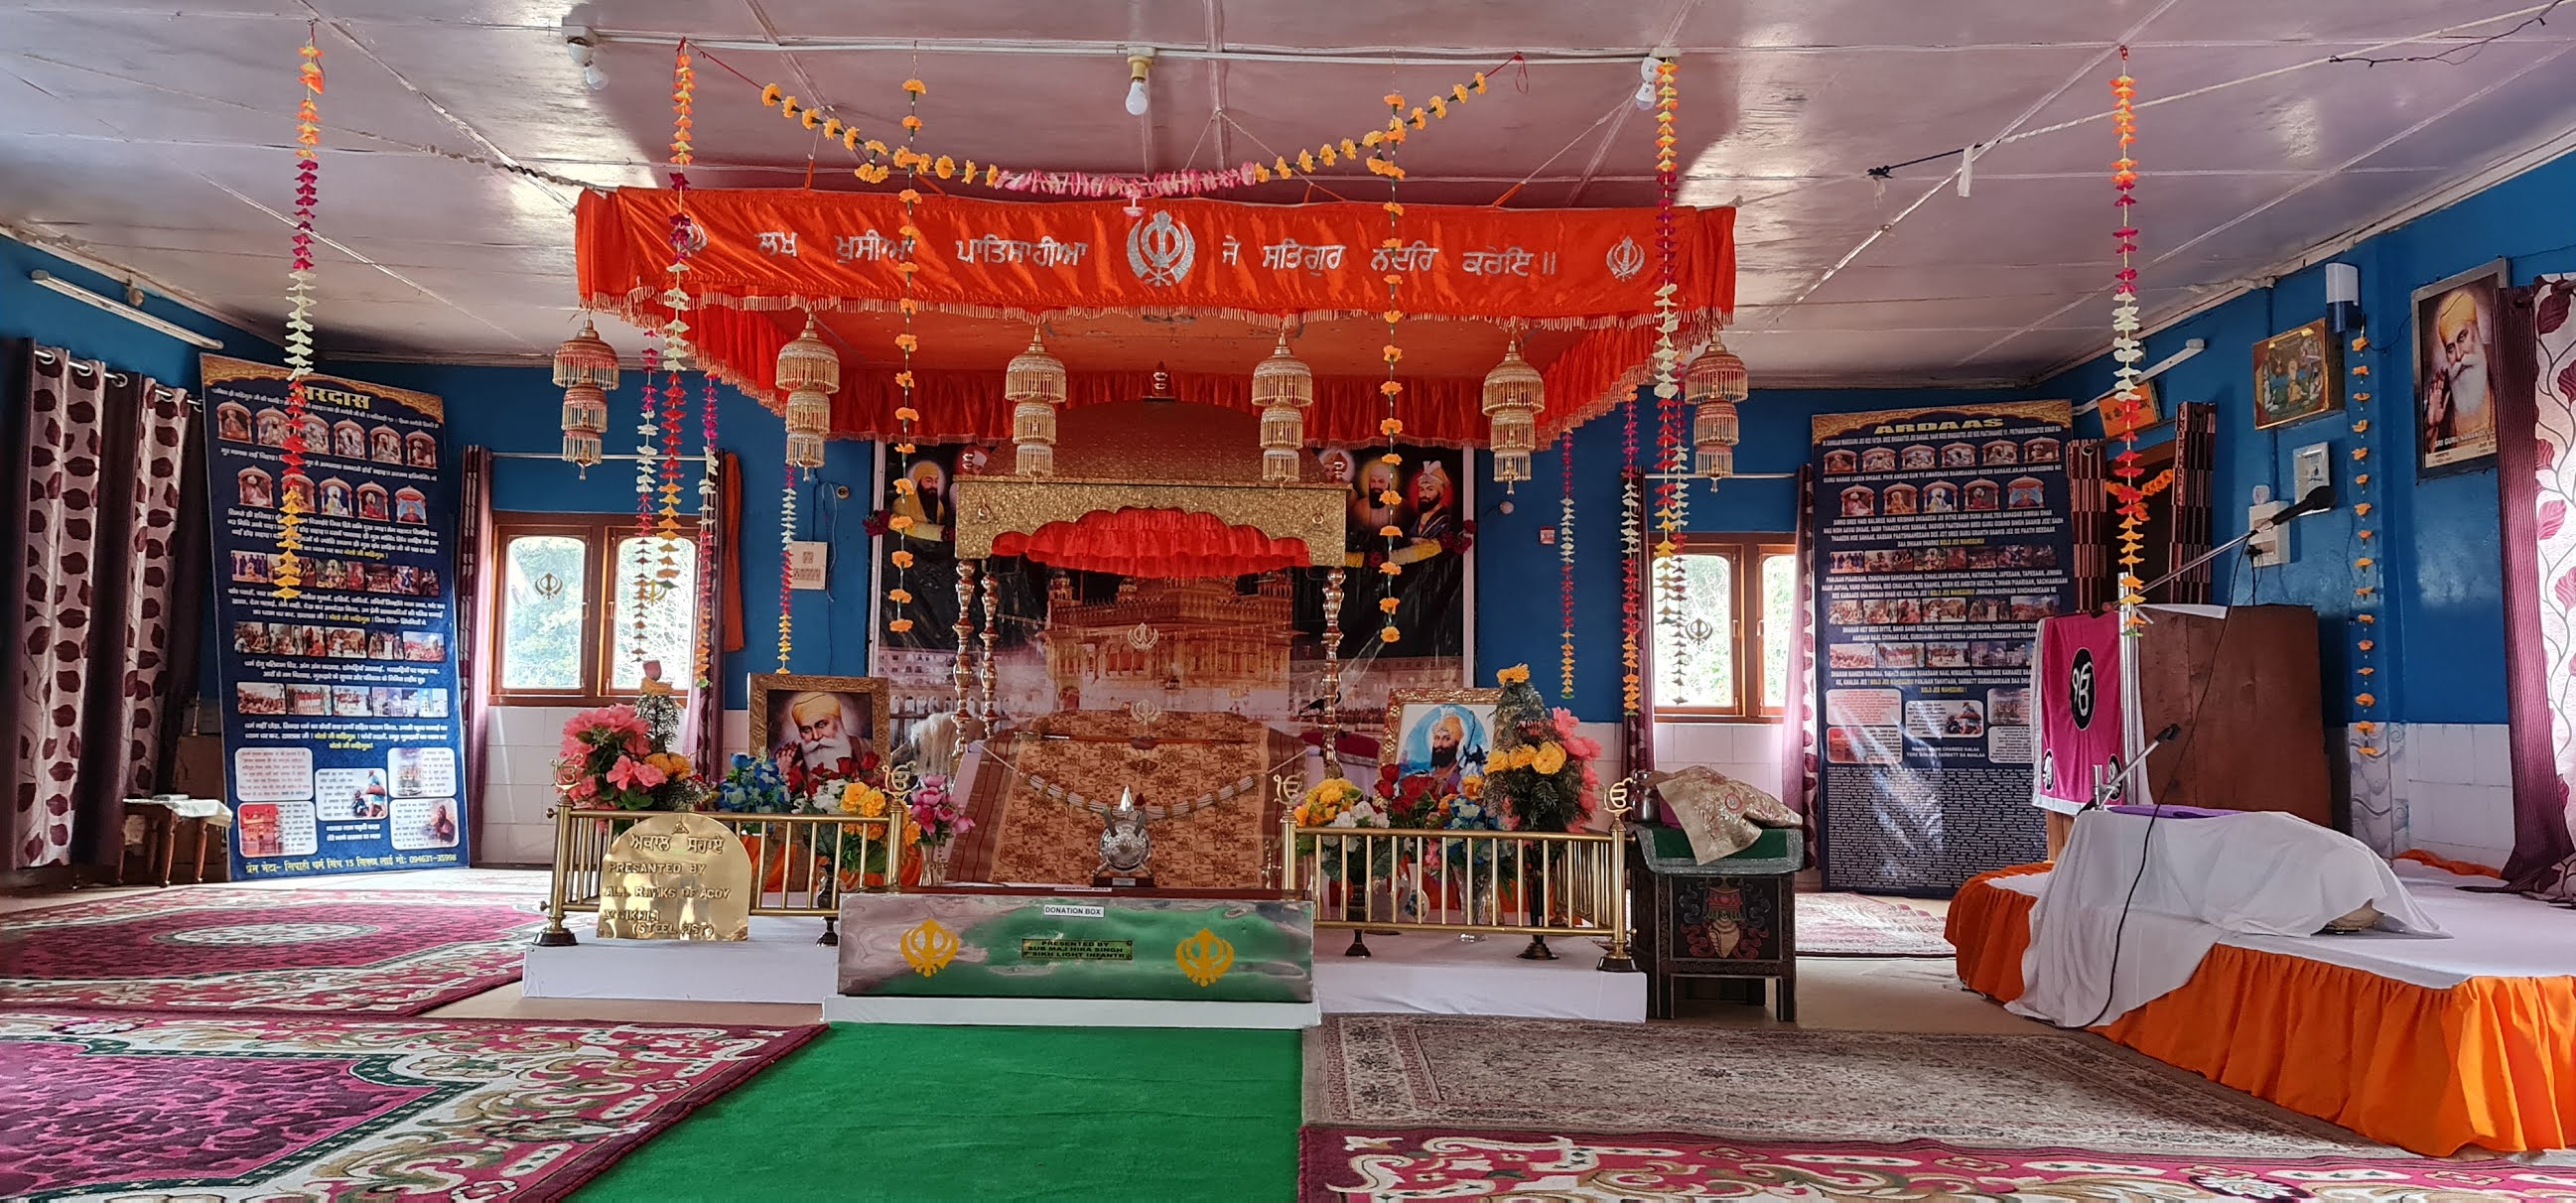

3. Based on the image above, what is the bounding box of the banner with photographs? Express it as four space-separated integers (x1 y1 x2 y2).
1808 401 2074 894
203 355 468 879
870 441 1472 737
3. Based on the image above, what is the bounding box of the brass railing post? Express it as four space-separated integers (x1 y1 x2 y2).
534 801 577 947
1598 780 1638 973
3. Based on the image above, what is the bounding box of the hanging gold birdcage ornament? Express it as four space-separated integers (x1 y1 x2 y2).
776 312 839 468
554 319 619 473
1686 333 1748 479
1251 330 1314 482
1481 335 1543 489
1005 331 1068 476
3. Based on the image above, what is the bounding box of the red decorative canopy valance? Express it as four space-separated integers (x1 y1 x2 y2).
575 188 1734 446
992 508 1310 578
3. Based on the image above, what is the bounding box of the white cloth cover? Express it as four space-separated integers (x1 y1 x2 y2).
2008 810 2442 1027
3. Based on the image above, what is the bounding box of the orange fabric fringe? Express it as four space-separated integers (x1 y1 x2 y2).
1949 868 2576 1155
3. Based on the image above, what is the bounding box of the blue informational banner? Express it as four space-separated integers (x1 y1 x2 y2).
1808 401 2075 894
202 354 470 879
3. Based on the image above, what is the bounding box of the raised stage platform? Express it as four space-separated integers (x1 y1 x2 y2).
1950 858 2576 1154
525 923 1644 1022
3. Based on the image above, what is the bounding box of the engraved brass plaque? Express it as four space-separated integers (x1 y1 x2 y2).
597 811 752 941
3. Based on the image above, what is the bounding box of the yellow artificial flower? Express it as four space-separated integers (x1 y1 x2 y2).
893 477 917 495
1532 741 1566 775
1380 625 1402 643
902 77 927 95
760 84 783 107
1378 597 1401 613
1496 664 1532 686
889 618 915 633
894 406 920 423
890 550 915 569
1460 775 1484 799
887 588 914 603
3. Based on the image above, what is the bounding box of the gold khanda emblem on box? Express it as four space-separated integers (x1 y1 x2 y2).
597 811 751 941
901 917 960 976
1174 927 1235 987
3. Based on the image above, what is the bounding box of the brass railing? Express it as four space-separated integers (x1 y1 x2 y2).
1280 814 1635 971
537 806 905 947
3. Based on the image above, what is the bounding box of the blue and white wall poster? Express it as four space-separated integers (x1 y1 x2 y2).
1808 401 2075 894
203 354 469 879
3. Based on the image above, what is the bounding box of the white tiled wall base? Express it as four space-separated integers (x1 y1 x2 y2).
1650 721 1788 797
474 706 754 866
2347 722 2515 868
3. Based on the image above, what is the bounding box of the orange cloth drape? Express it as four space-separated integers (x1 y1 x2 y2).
576 189 1734 445
1949 868 2576 1155
990 508 1308 578
2395 849 2504 878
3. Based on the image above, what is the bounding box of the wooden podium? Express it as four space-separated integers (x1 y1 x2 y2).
2044 604 2331 856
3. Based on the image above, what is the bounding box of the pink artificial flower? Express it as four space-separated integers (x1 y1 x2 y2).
567 777 598 801
606 756 667 791
950 815 974 837
624 734 651 755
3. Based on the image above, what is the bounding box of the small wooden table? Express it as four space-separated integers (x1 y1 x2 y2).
1629 825 1804 1021
126 796 229 887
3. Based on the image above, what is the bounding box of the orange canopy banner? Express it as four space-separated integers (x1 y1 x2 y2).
575 189 1735 445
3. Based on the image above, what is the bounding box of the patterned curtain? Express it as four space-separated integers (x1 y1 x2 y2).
454 446 497 855
683 450 740 770
2497 279 2576 892
6 347 192 871
2160 402 2218 603
2066 439 2108 613
1779 466 1819 843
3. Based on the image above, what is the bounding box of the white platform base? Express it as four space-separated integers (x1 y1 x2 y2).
521 914 839 1004
1314 931 1646 1022
825 995 1320 1029
523 918 1643 1023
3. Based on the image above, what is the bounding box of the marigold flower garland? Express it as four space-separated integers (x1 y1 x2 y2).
1620 388 1643 716
1647 59 1689 693
751 68 1490 199
1559 431 1577 699
274 32 324 600
640 44 698 667
2103 49 2150 633
1375 90 1409 646
694 377 719 690
882 74 930 640
2348 337 2384 753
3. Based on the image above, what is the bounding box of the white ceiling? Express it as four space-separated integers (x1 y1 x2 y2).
4 1 2574 385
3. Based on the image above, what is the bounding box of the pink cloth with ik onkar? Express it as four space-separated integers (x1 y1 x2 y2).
2036 613 2125 806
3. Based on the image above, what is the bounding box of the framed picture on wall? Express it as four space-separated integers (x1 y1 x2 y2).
2412 258 2508 476
747 673 892 783
1381 688 1500 791
2251 319 2341 430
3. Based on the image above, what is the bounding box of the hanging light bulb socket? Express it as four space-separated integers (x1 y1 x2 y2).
1124 48 1154 116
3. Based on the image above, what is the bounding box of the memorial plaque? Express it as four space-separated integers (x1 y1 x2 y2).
597 811 752 941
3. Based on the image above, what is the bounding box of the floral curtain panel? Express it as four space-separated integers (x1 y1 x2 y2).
5 344 194 871
2499 279 2576 894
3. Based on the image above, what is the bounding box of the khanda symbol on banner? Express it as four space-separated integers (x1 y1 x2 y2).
1127 211 1196 287
1174 927 1235 987
899 917 959 977
1605 235 1647 282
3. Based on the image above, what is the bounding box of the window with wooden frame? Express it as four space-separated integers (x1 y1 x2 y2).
1648 533 1797 721
490 513 702 707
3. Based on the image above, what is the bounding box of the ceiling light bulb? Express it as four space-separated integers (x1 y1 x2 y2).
1633 79 1656 110
583 63 609 91
1641 54 1662 81
1126 77 1151 116
1124 49 1154 117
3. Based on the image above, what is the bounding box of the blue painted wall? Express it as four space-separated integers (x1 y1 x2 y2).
1475 385 2030 720
0 233 278 388
323 362 880 711
2038 148 2576 726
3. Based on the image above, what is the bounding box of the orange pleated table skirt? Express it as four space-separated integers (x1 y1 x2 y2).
1947 864 2576 1155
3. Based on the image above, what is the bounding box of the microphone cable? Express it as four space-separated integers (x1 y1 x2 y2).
2073 570 2243 1029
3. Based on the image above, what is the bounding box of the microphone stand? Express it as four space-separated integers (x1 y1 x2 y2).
2134 485 2333 599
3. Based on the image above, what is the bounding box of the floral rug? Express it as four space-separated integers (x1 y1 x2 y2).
1306 1015 2389 1157
0 1010 815 1201
1298 1129 2576 1201
1797 890 1952 956
0 888 543 1013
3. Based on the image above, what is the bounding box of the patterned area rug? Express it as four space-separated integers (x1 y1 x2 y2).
1798 891 1952 956
0 888 542 1013
0 1010 816 1201
1298 1129 2575 1201
1307 1015 2389 1157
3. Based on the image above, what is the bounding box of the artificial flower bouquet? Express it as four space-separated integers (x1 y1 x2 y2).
710 753 795 814
826 778 924 887
1480 665 1602 834
554 704 697 811
907 773 969 883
